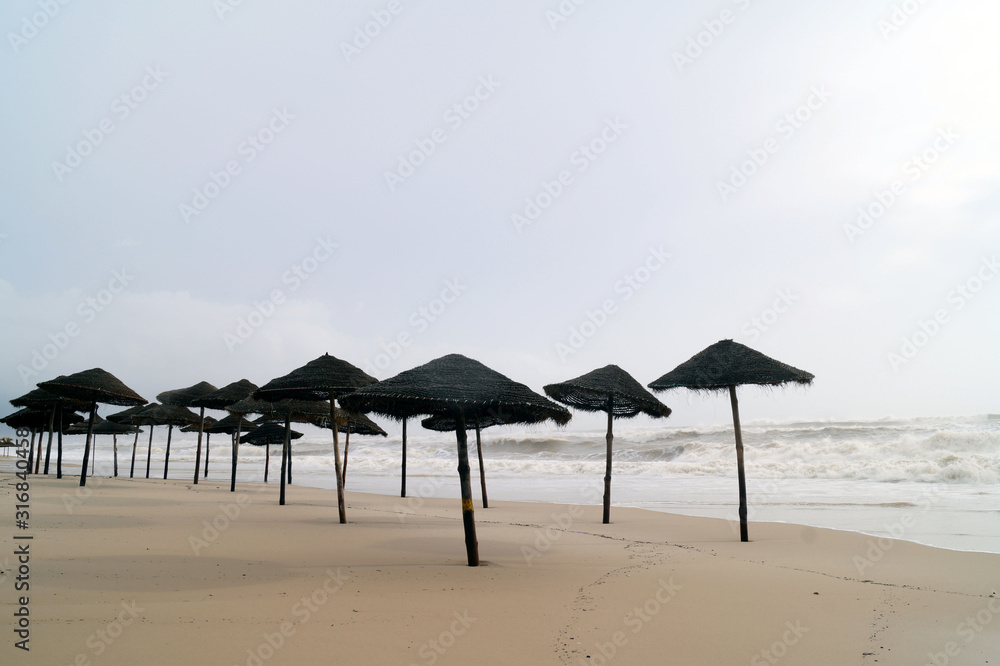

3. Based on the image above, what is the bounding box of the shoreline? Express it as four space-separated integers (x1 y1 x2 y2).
4 473 1000 664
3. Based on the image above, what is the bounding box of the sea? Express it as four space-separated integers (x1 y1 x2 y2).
9 414 1000 554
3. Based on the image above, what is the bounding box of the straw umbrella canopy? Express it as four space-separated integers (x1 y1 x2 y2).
313 410 387 485
107 404 152 478
130 403 200 480
648 339 814 542
421 412 509 509
67 417 142 477
253 353 378 523
38 369 146 487
191 379 258 492
11 388 90 476
157 381 219 485
544 364 672 524
240 422 303 483
339 353 572 566
228 397 330 505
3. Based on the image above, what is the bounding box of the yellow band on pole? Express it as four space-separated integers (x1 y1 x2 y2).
462 498 474 512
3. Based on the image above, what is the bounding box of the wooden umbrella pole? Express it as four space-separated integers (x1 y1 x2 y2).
129 428 139 478
287 423 292 485
729 385 749 543
79 402 97 487
400 418 407 498
56 410 63 479
475 420 488 509
193 407 206 484
455 409 479 566
92 438 96 474
163 424 173 480
342 424 351 486
264 442 270 483
113 435 118 477
231 416 243 493
34 424 44 474
603 397 614 525
44 405 56 475
329 390 346 524
279 415 290 505
145 426 155 479
204 432 211 477
28 430 36 474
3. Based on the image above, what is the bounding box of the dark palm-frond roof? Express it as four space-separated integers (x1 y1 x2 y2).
181 416 217 433
106 404 151 424
544 364 672 419
39 368 146 406
190 379 259 410
240 422 303 446
206 413 257 435
130 403 201 426
228 397 331 422
313 411 387 437
338 353 572 426
10 388 91 411
255 353 377 402
648 339 814 392
420 412 508 432
157 381 219 407
2 407 84 430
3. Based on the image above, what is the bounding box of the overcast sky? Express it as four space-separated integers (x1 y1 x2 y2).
2 1 997 432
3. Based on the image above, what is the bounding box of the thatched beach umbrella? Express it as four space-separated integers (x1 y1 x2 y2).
2 407 84 475
228 397 329 505
131 403 200 480
421 412 508 509
254 353 378 523
157 381 219 485
68 417 141 477
192 379 258 492
39 369 146 487
240 422 302 483
10 388 90 476
648 339 813 542
107 404 151 478
313 410 387 485
340 353 572 566
545 364 672 524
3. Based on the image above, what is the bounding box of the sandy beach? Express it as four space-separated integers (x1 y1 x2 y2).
3 473 999 665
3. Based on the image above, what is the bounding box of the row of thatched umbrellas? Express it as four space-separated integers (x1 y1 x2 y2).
3 340 813 566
